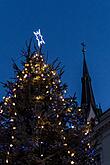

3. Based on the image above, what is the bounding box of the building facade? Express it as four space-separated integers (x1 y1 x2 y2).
80 44 110 165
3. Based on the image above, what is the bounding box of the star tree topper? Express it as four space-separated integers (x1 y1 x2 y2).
33 29 45 48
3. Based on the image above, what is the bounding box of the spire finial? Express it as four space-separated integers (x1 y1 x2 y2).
81 42 86 55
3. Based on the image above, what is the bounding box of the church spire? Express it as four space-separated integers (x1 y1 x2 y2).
81 42 101 122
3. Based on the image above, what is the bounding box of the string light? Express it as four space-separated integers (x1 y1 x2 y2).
58 121 61 125
10 144 13 147
6 159 9 163
50 97 52 100
0 109 3 113
57 114 59 118
13 127 16 130
71 161 75 164
14 112 17 116
11 136 14 139
71 153 75 157
10 118 14 122
25 63 29 67
68 150 70 154
63 143 67 146
24 74 28 78
12 103 15 106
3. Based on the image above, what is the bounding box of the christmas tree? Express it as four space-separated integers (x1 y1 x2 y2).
0 30 96 165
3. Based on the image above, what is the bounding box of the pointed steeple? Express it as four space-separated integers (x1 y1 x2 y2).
81 43 101 122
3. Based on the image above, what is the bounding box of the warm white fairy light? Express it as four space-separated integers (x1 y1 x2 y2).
68 150 71 154
57 114 59 118
13 127 16 130
10 144 13 147
58 121 61 125
63 143 67 146
24 74 28 79
14 112 17 116
64 90 67 93
6 159 9 163
71 161 75 164
12 102 15 106
11 136 14 139
10 118 14 122
50 97 52 100
0 109 3 113
7 152 10 155
71 153 75 157
14 94 16 98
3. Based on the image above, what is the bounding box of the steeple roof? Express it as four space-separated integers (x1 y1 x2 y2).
81 43 101 121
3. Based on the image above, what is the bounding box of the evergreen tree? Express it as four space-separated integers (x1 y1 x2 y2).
0 39 96 165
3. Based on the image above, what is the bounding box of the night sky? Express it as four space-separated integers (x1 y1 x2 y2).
0 0 110 111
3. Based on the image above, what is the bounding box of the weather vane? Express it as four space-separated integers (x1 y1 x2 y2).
81 42 86 55
33 29 45 48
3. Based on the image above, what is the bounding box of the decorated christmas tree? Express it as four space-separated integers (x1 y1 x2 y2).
0 30 96 165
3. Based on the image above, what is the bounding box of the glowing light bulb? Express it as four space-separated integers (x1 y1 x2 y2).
57 114 59 118
0 109 3 113
68 150 70 154
71 161 75 164
6 159 8 163
14 112 17 115
58 122 61 125
10 144 13 147
14 94 16 98
24 74 27 78
41 154 43 157
71 153 75 157
10 119 14 122
63 143 67 146
13 127 16 130
78 108 81 111
11 136 14 139
38 116 40 119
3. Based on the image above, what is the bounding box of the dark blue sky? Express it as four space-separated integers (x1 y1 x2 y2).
0 0 110 111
